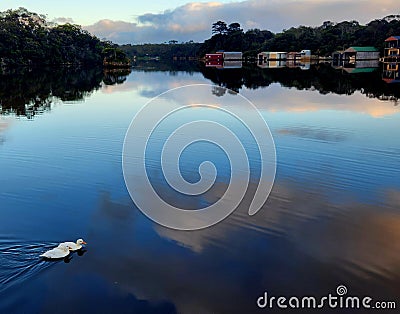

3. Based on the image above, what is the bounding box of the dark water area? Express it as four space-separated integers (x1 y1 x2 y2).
0 62 399 313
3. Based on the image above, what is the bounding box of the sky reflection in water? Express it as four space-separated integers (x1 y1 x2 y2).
0 66 399 313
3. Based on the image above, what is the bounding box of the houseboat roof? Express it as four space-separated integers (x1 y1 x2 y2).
385 36 400 41
259 51 287 54
343 67 377 74
344 46 378 53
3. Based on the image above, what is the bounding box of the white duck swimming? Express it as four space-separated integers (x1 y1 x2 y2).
40 243 72 259
60 239 87 251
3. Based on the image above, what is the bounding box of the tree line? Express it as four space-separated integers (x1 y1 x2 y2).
0 7 128 67
201 17 400 57
2 7 400 64
119 17 400 59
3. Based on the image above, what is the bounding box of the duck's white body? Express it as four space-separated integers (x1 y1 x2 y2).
60 239 87 251
40 244 71 259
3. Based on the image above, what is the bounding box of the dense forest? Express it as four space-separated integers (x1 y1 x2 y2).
120 42 202 61
198 21 274 57
0 8 128 66
121 16 400 59
200 17 400 57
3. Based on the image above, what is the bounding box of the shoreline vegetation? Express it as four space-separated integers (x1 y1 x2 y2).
1 8 400 68
0 8 130 69
120 18 400 61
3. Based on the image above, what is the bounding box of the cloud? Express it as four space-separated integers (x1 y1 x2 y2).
0 118 11 132
101 70 206 95
84 19 140 41
84 0 400 44
0 117 12 145
240 84 400 118
76 183 400 313
52 17 75 24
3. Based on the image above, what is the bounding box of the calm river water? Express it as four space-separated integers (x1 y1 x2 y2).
0 63 399 313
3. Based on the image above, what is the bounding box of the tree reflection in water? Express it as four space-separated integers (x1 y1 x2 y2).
200 63 400 105
0 67 132 118
1 63 399 119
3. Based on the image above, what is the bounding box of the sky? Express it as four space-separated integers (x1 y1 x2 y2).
0 0 399 44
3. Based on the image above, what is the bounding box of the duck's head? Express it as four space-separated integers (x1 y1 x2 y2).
77 239 87 245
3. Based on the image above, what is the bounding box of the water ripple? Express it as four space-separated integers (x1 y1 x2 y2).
0 240 62 293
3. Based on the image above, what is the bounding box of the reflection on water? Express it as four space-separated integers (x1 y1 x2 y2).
202 63 400 105
0 240 70 293
0 63 399 313
382 61 400 83
102 68 132 86
277 126 349 142
1 63 399 120
0 67 131 118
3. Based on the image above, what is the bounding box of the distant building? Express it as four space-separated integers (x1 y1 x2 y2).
381 36 400 83
223 52 242 60
286 52 301 60
258 52 269 62
300 63 311 70
205 60 242 69
269 52 287 60
222 60 242 69
257 60 286 69
382 62 400 83
343 47 379 62
332 57 379 73
342 66 379 74
206 61 224 68
205 53 223 62
258 52 287 61
300 50 311 58
205 52 242 61
383 36 400 64
285 59 301 68
332 51 344 65
382 36 400 83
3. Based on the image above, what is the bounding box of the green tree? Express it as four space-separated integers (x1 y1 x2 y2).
227 22 242 34
0 8 123 66
212 21 228 35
